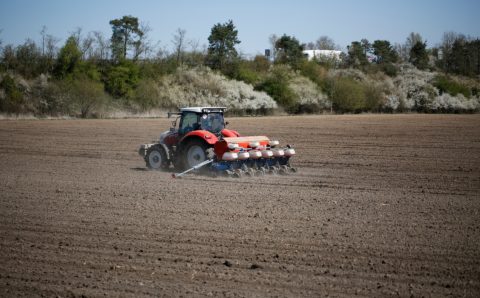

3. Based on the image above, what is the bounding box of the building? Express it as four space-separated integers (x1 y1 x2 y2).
302 50 343 61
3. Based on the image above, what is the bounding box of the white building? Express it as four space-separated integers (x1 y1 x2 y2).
303 50 343 61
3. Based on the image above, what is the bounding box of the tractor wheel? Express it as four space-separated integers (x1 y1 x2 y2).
145 145 169 170
182 139 212 170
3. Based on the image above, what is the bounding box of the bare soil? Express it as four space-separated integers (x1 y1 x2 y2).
0 114 479 297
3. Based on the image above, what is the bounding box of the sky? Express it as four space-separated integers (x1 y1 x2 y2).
0 0 479 57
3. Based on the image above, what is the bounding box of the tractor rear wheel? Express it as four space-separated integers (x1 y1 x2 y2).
182 139 212 170
145 145 169 170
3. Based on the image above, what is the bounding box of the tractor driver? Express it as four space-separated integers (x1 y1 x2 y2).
201 113 223 133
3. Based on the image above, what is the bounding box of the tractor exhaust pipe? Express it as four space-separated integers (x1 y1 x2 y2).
172 159 214 178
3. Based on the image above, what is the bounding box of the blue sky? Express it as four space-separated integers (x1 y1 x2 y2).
0 0 479 56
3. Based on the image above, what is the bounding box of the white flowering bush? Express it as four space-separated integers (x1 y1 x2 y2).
389 65 437 110
384 95 401 110
289 75 331 109
157 67 277 112
429 93 480 112
383 64 479 112
329 68 367 82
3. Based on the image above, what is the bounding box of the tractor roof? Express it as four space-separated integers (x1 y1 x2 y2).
180 107 227 114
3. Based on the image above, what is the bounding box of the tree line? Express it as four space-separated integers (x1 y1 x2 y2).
0 16 479 116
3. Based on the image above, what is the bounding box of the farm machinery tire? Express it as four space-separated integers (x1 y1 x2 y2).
182 139 212 171
145 145 169 170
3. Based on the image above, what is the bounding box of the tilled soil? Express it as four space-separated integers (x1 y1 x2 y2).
0 114 479 297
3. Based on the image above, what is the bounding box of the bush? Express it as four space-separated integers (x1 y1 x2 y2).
59 79 109 118
381 63 398 77
35 80 68 116
433 75 471 98
104 60 140 99
288 75 330 113
429 93 480 112
257 64 331 114
232 62 259 85
364 84 385 111
330 77 367 112
299 60 328 87
0 75 25 114
390 65 437 111
131 79 161 111
256 65 296 111
157 67 277 112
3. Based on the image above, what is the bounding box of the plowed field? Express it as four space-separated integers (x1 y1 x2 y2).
1 114 479 297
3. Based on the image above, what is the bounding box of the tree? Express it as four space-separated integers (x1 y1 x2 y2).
2 44 17 71
330 77 367 112
54 36 82 78
305 42 315 50
57 78 108 118
92 31 110 61
109 15 144 61
253 55 270 73
81 33 95 59
274 34 304 68
133 23 152 60
445 39 480 76
172 28 187 65
206 20 240 71
315 36 338 50
256 65 296 111
347 41 368 67
104 60 139 98
40 25 47 56
360 39 371 55
15 39 41 78
372 40 398 64
409 41 429 70
439 32 466 72
406 32 423 52
0 74 24 114
40 33 60 74
268 34 278 61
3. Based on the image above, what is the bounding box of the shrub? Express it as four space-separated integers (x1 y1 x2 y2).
429 93 480 112
0 74 24 114
299 60 328 86
381 63 398 77
256 65 296 111
131 79 161 111
232 62 259 85
433 75 471 98
35 80 68 116
390 65 437 111
59 79 109 118
104 60 140 99
330 77 367 112
288 75 330 113
329 68 367 82
364 84 385 111
157 67 277 112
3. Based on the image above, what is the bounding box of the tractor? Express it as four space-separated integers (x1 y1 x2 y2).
138 107 296 177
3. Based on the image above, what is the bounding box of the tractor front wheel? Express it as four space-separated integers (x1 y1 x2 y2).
145 145 169 170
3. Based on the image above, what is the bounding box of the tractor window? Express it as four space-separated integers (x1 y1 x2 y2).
200 113 224 133
179 112 199 135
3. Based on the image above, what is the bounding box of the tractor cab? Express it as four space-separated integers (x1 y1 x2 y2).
177 107 226 136
168 107 228 136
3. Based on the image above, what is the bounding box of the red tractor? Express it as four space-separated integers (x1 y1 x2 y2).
138 107 296 177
